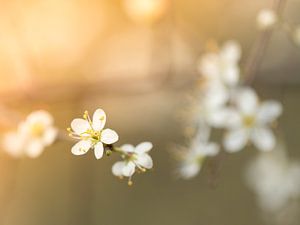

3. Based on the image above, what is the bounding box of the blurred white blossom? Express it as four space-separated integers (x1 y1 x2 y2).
246 147 300 213
198 40 241 88
223 87 282 152
68 109 118 159
112 142 153 185
178 131 219 179
257 9 277 30
196 40 242 128
3 110 58 158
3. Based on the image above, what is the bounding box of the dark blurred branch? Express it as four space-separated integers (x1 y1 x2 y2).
244 0 288 84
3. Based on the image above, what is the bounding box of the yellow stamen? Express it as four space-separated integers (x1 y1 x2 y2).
30 123 45 137
243 115 255 127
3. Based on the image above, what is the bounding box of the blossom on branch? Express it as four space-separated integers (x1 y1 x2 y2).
68 109 119 159
112 142 153 185
3 110 58 158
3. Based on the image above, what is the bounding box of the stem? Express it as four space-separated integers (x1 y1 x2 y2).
244 0 288 84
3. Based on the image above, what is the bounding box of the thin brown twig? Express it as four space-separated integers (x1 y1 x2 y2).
244 0 288 84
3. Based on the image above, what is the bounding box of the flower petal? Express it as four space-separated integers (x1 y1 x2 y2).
100 129 118 144
122 161 136 177
221 40 241 63
224 128 248 152
136 153 153 169
135 142 153 154
27 110 54 126
112 161 126 176
120 144 135 153
71 140 92 155
71 119 90 135
179 162 201 179
221 108 243 129
26 140 44 158
234 87 258 115
251 128 275 151
199 143 220 156
203 82 229 108
43 127 58 145
222 65 239 86
257 101 282 125
92 109 106 131
94 142 104 159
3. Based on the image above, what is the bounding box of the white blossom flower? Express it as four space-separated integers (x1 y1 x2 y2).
178 132 219 179
223 87 282 152
257 9 277 30
198 40 241 88
112 142 153 185
68 109 119 159
3 110 58 158
246 147 300 213
197 85 235 128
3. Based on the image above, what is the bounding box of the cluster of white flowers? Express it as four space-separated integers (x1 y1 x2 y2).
0 108 153 185
246 145 300 213
68 108 153 185
177 40 282 179
2 110 58 158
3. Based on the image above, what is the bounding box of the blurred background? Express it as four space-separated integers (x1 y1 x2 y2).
0 0 300 224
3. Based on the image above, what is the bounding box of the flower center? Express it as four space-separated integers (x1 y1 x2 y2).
125 152 137 162
87 130 101 141
243 115 255 127
30 123 45 137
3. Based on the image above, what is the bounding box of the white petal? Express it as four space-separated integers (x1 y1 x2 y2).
122 161 136 177
94 142 104 159
203 82 229 108
257 101 282 125
234 87 258 115
136 154 153 169
71 119 90 135
71 140 92 155
251 128 275 151
199 143 220 156
208 107 239 128
224 128 249 152
222 65 239 86
27 110 54 126
26 140 44 158
100 129 118 144
135 142 153 154
179 162 201 179
222 108 243 129
221 41 241 62
197 53 219 77
120 144 135 153
92 109 106 131
112 161 126 176
42 127 58 145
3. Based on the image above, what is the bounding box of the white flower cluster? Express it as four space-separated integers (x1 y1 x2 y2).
1 108 153 185
68 109 153 185
178 40 282 179
2 110 58 158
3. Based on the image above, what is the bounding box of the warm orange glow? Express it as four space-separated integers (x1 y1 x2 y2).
123 0 170 25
